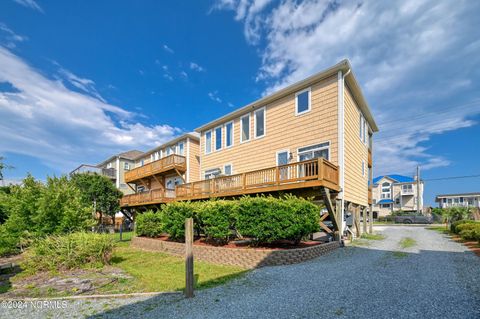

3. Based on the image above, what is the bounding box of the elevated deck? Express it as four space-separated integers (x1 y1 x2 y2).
124 154 186 183
176 158 339 200
120 189 175 207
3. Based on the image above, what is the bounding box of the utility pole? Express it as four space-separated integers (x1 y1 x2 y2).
416 166 421 215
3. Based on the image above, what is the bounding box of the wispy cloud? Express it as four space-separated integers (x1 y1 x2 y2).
208 91 222 103
56 66 106 103
162 44 174 54
214 0 480 175
189 62 205 72
0 47 181 172
0 22 28 48
13 0 43 13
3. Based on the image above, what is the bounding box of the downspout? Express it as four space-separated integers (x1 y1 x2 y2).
337 68 351 236
115 156 120 188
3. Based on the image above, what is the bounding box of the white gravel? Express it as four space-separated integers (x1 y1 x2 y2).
1 226 479 319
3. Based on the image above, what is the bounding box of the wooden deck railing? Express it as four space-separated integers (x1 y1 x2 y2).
124 154 186 183
176 158 339 200
120 189 176 206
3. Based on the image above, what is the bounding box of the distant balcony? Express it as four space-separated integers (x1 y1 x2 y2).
120 189 176 207
401 188 414 196
70 164 116 179
124 154 187 183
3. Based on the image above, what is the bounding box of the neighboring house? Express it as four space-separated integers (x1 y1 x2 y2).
435 193 480 209
120 133 200 207
371 174 424 217
119 59 379 237
70 150 144 195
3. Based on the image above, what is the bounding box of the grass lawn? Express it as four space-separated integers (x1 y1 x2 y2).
111 231 134 242
399 237 416 248
104 245 247 294
1 241 247 297
360 233 386 240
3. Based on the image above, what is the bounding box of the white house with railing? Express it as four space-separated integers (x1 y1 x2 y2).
435 193 480 209
371 174 424 217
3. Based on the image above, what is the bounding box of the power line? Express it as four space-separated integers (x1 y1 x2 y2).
423 174 480 182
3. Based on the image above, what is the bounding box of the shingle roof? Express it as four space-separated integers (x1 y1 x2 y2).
373 174 415 185
118 150 144 160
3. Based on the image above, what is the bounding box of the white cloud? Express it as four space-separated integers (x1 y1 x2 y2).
0 22 28 48
179 70 188 79
208 91 222 103
189 62 205 72
0 47 181 172
56 67 106 102
13 0 43 13
162 44 174 54
214 0 480 175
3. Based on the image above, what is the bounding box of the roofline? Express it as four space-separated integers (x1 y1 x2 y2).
435 193 480 198
134 133 200 160
195 59 378 133
97 153 139 167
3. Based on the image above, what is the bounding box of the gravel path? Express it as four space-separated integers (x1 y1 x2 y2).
1 226 479 319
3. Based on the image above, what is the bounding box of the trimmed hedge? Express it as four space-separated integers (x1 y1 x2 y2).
23 232 115 271
236 195 320 245
135 210 164 237
135 195 321 245
450 220 477 234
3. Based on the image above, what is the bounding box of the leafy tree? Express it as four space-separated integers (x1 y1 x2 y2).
71 173 123 226
0 156 13 181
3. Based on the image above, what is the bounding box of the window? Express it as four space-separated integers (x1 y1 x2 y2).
124 163 130 170
295 88 311 115
204 168 220 180
166 146 174 156
140 159 144 166
395 198 400 204
106 163 112 169
178 142 185 156
120 183 127 189
225 121 233 148
224 164 232 175
137 186 145 192
215 126 223 151
254 107 265 138
381 204 390 209
240 114 250 142
359 112 367 143
298 142 329 161
205 130 212 154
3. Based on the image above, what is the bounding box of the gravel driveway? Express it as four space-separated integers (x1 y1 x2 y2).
1 226 479 319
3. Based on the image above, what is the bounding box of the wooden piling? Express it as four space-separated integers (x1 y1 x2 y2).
185 217 194 298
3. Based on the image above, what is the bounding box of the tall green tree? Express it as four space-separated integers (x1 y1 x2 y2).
0 156 13 181
71 173 123 226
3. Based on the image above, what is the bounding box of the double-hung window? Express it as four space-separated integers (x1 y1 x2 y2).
295 88 311 115
205 130 212 154
177 142 185 156
124 162 130 170
240 114 250 142
254 107 265 138
225 121 233 148
215 126 222 151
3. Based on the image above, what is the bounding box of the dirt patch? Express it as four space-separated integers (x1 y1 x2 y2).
1 266 134 298
146 236 322 250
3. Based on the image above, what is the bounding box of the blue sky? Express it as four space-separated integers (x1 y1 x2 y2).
0 0 479 206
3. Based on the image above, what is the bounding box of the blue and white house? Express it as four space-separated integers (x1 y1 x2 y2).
372 174 424 217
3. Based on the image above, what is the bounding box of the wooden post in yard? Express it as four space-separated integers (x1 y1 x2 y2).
368 205 373 234
362 207 367 234
185 217 194 298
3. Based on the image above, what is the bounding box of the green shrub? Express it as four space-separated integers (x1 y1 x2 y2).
200 201 237 244
235 195 320 245
135 210 164 237
162 201 199 241
23 232 115 271
450 220 477 234
459 227 480 241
